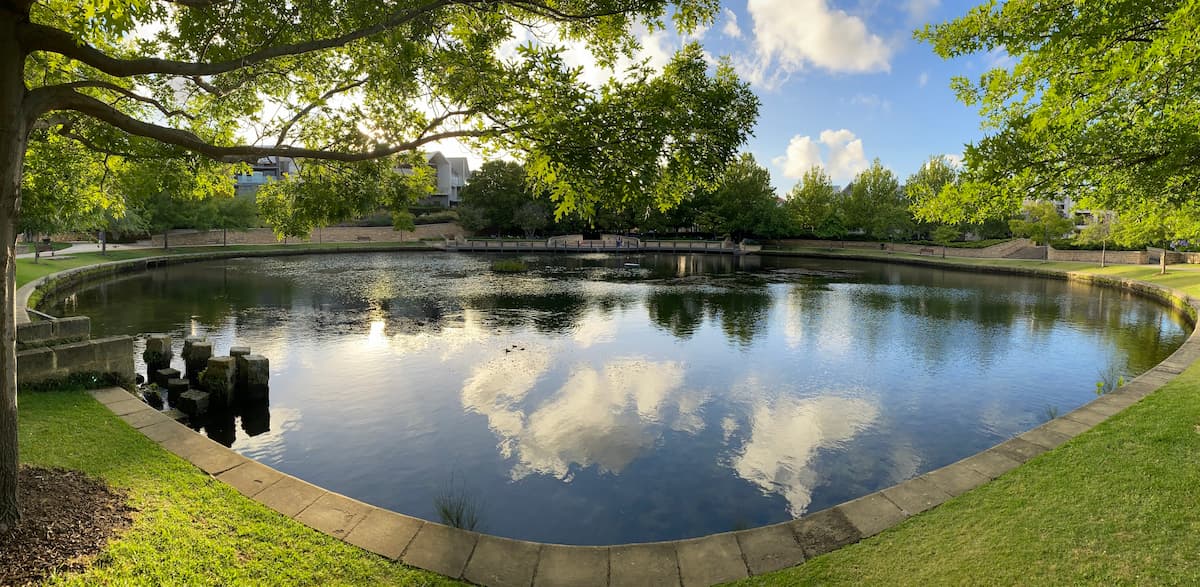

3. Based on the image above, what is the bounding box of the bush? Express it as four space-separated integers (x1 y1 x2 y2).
908 238 1013 249
1050 239 1143 251
414 210 458 225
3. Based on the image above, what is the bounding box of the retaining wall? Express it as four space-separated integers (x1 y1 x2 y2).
17 336 134 386
770 238 1034 259
16 315 91 348
1047 247 1148 264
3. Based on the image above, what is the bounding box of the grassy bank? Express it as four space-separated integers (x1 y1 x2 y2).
15 241 433 288
19 390 458 586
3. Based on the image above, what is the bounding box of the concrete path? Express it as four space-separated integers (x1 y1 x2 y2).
16 241 156 259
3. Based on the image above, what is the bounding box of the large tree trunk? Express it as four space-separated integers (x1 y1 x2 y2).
0 9 28 534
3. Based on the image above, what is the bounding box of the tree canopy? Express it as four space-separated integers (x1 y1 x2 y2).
917 1 1200 244
0 0 760 533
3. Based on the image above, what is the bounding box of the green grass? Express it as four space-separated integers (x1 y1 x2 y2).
19 389 459 586
15 241 433 288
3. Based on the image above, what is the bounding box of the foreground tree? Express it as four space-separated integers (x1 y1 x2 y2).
917 2 1200 233
0 0 758 533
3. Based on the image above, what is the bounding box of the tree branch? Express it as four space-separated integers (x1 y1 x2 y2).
275 77 370 147
30 87 500 163
18 0 454 77
52 81 194 119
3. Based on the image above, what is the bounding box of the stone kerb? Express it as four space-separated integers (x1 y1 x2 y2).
32 246 1200 587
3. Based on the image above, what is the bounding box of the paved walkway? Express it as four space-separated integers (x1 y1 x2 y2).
16 241 155 259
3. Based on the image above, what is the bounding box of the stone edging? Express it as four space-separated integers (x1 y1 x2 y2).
31 249 1200 587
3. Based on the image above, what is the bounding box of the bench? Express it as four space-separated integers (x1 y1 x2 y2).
356 236 372 242
919 247 936 255
34 242 55 255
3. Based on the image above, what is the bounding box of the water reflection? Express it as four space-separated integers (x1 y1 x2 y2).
46 252 1191 544
464 356 694 481
733 395 879 516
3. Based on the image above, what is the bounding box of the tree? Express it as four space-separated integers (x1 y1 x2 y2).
785 166 840 238
0 0 758 533
19 132 113 260
698 153 788 239
513 202 550 238
916 2 1200 235
1077 213 1115 268
1008 201 1075 246
844 160 911 240
458 160 532 235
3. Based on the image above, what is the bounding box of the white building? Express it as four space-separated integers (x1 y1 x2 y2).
419 152 473 207
234 156 299 197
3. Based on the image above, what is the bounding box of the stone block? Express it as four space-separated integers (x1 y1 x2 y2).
166 378 190 405
295 492 373 539
836 492 908 538
253 476 326 518
611 543 680 587
184 341 213 384
177 389 210 418
881 476 953 515
462 535 541 587
202 356 236 406
154 367 181 388
344 508 423 560
239 354 270 400
992 437 1049 463
229 346 251 358
401 523 478 579
735 523 806 575
960 450 1023 481
53 316 91 340
92 336 134 381
922 462 991 496
16 347 55 384
53 341 94 371
791 507 860 558
181 336 205 360
676 533 748 587
143 334 173 370
534 545 608 587
16 321 52 344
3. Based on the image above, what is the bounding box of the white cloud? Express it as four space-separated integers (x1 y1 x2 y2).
722 8 742 38
740 0 891 87
773 129 870 183
849 93 892 112
941 153 964 168
905 0 940 22
918 71 929 87
984 47 1017 70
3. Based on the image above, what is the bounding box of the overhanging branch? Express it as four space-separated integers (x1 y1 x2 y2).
30 87 501 163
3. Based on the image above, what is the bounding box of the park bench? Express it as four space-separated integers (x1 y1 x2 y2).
356 236 372 242
919 247 936 255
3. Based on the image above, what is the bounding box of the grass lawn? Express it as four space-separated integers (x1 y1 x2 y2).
13 246 1200 585
15 241 433 289
19 390 459 586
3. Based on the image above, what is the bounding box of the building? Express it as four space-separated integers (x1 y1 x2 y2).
416 152 473 207
234 157 299 197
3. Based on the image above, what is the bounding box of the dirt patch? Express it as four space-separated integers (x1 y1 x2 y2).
0 466 135 586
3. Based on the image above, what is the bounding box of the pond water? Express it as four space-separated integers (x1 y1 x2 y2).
49 252 1189 545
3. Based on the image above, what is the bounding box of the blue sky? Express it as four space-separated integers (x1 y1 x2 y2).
705 0 990 192
433 1 1000 194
